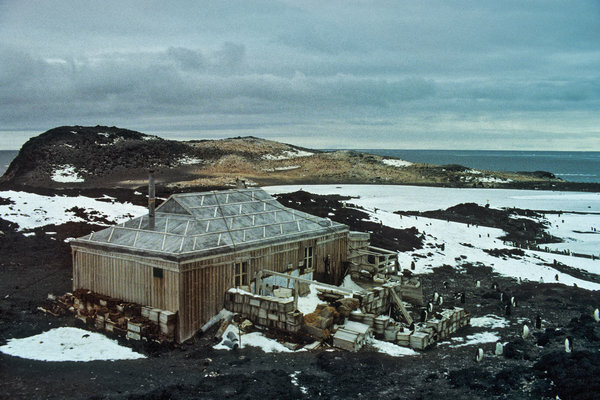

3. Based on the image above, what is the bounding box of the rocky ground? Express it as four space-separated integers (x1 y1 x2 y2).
1 188 600 399
5 125 597 192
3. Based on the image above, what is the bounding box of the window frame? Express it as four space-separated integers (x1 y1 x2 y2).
233 260 249 287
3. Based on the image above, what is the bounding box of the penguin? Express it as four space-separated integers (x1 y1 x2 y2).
517 277 522 284
510 296 516 308
475 348 484 362
492 282 498 290
420 309 428 322
500 292 505 303
427 302 434 313
565 337 573 353
535 315 542 329
410 261 416 270
494 342 503 356
433 292 439 303
443 281 449 289
460 292 466 304
539 277 544 283
476 280 481 288
438 296 444 306
409 322 415 331
504 303 512 317
555 274 559 281
522 324 530 339
594 308 600 322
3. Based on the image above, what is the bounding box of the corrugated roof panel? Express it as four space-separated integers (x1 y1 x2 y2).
163 235 185 253
156 198 190 215
73 188 349 259
220 203 241 217
190 207 218 220
109 228 137 248
166 219 189 235
135 231 165 251
230 214 253 230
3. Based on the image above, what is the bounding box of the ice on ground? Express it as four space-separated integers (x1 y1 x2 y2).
369 338 419 357
297 283 356 315
290 371 309 395
213 325 292 353
51 165 86 183
470 315 510 329
177 156 203 165
449 332 501 348
263 184 600 213
0 327 145 361
382 159 412 168
0 191 147 231
262 150 313 160
265 184 600 290
544 213 600 256
340 275 365 292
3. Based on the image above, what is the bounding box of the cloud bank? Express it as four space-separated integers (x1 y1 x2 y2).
1 1 599 149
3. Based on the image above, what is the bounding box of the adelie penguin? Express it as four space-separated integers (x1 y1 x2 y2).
594 308 600 322
427 302 434 313
491 282 499 290
475 348 484 362
565 337 573 353
438 296 443 306
494 342 503 356
420 309 428 322
510 296 516 308
433 292 439 304
535 315 542 329
522 324 530 339
460 292 466 304
504 303 512 317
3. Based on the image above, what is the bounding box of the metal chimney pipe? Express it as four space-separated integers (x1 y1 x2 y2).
148 170 155 230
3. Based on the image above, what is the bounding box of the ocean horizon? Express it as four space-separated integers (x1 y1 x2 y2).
1 149 599 184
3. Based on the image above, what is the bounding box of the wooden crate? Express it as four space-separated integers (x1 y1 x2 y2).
333 328 362 352
409 331 430 350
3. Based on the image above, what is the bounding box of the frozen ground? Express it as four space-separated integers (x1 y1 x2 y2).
265 185 600 289
0 191 147 231
0 327 145 361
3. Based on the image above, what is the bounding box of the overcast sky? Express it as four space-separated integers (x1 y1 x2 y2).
1 1 599 150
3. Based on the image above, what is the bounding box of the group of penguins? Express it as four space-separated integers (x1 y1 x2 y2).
421 279 599 363
472 281 600 363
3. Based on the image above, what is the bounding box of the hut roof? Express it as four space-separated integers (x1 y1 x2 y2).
71 188 348 261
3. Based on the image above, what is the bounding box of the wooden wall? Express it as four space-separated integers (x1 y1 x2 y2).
177 231 348 342
72 230 348 343
72 247 180 313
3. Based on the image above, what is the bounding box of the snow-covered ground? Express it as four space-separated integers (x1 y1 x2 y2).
51 165 86 183
0 327 145 361
0 191 147 231
265 185 600 290
381 159 413 168
262 149 314 160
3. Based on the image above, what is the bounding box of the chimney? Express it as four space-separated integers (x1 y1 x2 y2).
148 170 155 230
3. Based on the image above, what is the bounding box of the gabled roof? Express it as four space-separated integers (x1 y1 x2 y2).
71 188 348 261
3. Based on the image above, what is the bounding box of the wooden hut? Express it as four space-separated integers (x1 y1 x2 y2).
71 187 349 342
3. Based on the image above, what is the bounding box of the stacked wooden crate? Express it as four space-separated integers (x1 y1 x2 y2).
223 288 299 333
65 289 177 342
406 307 471 350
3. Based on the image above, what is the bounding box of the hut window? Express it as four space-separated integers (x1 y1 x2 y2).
234 261 248 287
303 246 314 270
153 267 163 279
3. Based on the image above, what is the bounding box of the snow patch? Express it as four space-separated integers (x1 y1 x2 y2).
381 159 413 168
262 149 314 160
51 165 86 183
449 331 501 347
0 191 147 231
213 325 292 353
470 315 510 329
177 156 204 165
369 338 419 356
0 327 145 361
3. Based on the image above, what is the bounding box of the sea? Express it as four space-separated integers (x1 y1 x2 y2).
1 149 599 183
355 150 600 184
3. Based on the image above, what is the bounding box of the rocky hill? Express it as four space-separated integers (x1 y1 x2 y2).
0 125 568 190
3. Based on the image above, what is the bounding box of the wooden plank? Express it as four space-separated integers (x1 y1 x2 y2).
388 286 413 325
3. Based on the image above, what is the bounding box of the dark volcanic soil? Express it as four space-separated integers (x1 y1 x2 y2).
2 189 600 400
